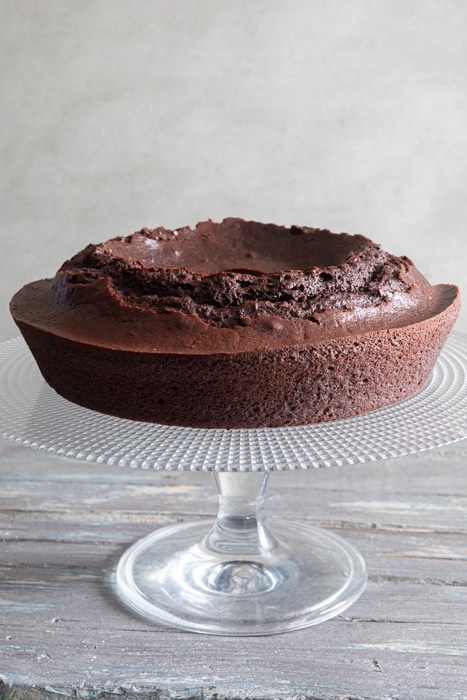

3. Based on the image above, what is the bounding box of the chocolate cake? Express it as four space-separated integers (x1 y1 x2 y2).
10 218 460 429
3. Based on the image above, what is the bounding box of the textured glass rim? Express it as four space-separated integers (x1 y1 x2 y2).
1 332 467 471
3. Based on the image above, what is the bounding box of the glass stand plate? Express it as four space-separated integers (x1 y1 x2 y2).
1 334 467 635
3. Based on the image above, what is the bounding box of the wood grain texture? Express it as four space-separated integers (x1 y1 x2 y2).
1 438 467 700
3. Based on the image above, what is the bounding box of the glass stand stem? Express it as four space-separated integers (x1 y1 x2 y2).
198 472 281 594
208 472 276 553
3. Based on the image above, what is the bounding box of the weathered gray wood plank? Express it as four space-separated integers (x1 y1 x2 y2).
1 438 467 700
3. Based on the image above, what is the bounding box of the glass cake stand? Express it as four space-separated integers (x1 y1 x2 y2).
1 333 467 636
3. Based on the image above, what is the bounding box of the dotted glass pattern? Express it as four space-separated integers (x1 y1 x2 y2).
1 333 467 472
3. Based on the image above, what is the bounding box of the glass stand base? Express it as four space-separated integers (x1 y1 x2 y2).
116 516 367 636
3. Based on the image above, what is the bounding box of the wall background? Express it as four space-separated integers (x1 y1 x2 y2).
1 0 466 341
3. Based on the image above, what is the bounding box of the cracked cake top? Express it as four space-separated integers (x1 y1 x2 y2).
11 218 457 354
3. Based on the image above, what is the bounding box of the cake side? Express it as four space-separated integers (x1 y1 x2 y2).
12 287 460 428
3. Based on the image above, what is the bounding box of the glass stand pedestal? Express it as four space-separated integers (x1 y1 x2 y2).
116 471 367 635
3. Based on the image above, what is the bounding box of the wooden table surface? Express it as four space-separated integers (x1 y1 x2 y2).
1 436 467 700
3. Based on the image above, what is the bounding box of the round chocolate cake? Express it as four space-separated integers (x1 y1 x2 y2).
10 218 460 428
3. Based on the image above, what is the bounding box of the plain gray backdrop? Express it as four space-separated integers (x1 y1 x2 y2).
1 0 466 341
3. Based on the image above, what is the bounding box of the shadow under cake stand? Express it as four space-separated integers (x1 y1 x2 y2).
1 333 467 636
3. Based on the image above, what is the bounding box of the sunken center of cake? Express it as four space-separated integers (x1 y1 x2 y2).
104 219 372 273
53 218 414 329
